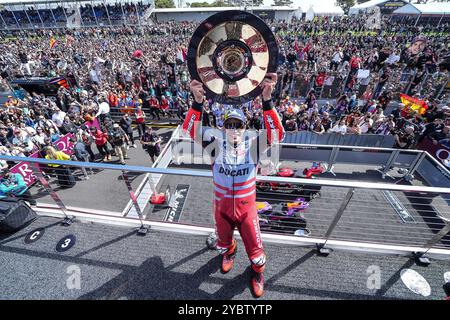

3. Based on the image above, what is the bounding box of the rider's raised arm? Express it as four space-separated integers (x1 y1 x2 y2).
182 99 203 142
261 74 285 145
182 80 205 144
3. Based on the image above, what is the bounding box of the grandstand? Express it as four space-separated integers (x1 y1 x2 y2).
0 0 155 29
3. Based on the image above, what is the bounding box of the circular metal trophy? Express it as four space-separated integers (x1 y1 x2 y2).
187 10 279 105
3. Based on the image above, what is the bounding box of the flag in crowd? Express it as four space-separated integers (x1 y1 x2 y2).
50 37 57 49
400 93 428 116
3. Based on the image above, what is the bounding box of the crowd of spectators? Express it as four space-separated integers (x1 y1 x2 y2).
0 13 448 162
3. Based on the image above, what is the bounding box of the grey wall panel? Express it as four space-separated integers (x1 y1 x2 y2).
395 152 421 168
280 145 332 162
334 149 393 166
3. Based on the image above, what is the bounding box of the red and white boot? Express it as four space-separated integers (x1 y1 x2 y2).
251 271 265 298
221 240 237 274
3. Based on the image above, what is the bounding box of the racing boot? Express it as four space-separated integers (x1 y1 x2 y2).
220 240 237 274
250 270 265 298
250 255 266 298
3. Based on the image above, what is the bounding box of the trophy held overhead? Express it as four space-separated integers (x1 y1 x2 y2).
187 10 279 105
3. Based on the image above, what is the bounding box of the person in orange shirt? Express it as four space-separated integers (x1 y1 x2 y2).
108 90 119 112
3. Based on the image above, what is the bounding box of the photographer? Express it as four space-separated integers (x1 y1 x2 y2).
119 113 136 149
394 126 416 149
140 126 161 163
110 123 129 165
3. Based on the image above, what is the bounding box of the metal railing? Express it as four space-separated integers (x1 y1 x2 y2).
171 127 448 184
0 146 449 260
278 65 449 103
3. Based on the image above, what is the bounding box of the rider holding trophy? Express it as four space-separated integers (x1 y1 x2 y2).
182 10 285 298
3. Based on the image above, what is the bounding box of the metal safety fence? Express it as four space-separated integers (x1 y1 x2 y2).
0 144 449 260
283 131 395 148
279 66 449 104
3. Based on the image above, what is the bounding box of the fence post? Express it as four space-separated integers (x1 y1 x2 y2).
376 149 400 179
317 188 355 255
414 222 450 265
122 170 150 235
403 152 426 182
31 163 74 226
326 146 339 176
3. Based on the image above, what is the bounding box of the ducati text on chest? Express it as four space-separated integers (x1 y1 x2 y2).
218 166 250 177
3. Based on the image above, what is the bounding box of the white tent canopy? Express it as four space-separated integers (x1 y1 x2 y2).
349 0 408 15
393 3 450 15
298 0 344 16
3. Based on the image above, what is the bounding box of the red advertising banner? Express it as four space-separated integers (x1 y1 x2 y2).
417 137 450 169
9 133 75 187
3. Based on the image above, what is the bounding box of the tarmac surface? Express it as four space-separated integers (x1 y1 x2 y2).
0 215 448 300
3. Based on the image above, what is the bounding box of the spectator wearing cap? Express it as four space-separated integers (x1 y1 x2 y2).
95 99 111 127
349 52 361 75
140 126 161 163
120 113 136 149
11 128 35 156
29 126 49 151
148 95 161 120
160 95 170 117
18 50 32 76
394 126 416 149
78 126 95 162
110 123 129 165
